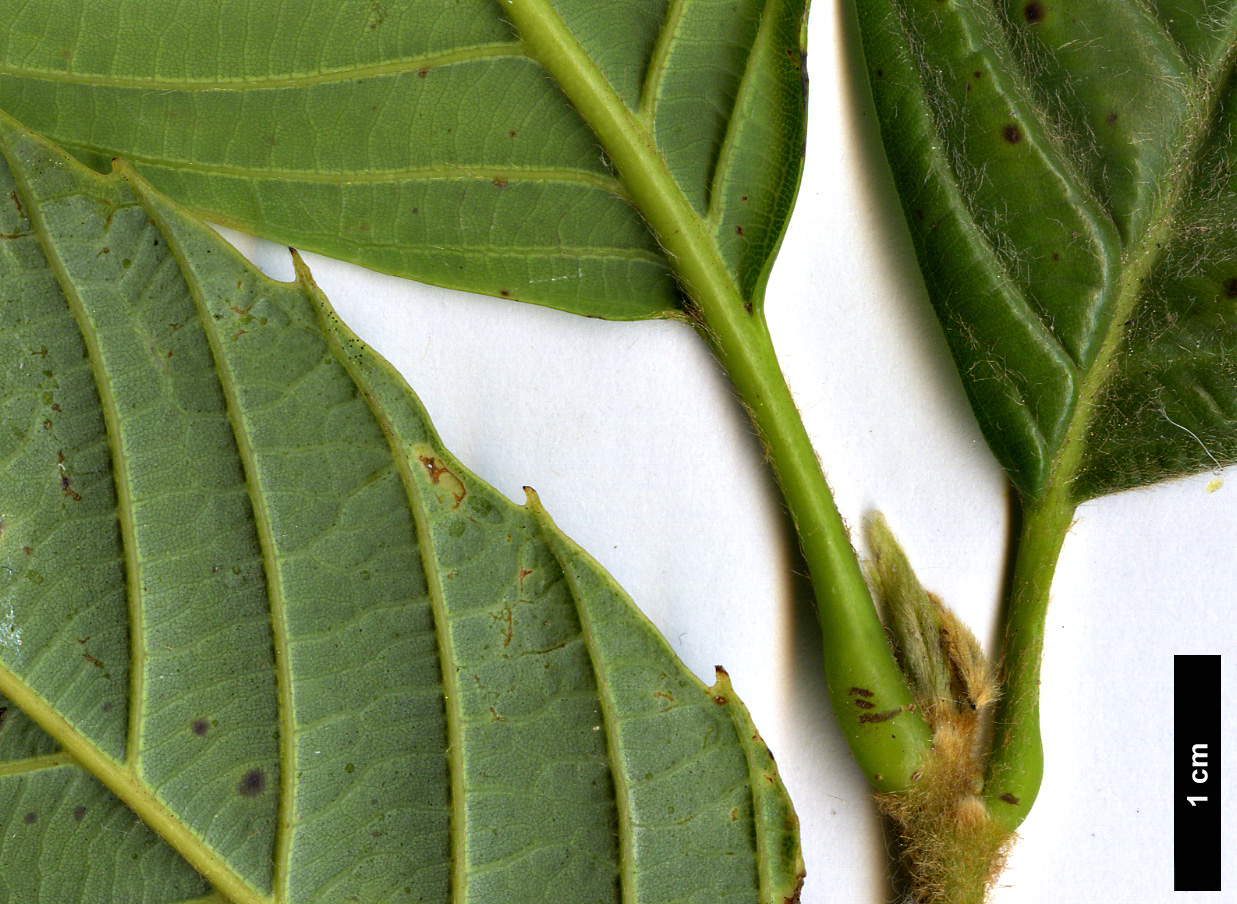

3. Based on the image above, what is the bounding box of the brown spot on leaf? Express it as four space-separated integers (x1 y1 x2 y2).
238 768 266 797
853 699 875 710
492 177 508 189
1223 277 1237 298
23 812 36 824
418 454 467 508
60 469 81 501
1107 111 1119 125
192 719 210 736
1002 124 1023 144
999 792 1021 805
712 694 728 705
736 225 744 236
1023 1 1044 23
849 686 875 698
73 806 87 821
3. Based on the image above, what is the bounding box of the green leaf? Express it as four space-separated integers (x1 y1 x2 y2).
855 0 1237 502
0 113 802 903
0 0 808 321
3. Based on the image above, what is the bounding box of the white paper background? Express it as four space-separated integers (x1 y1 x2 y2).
218 3 1235 900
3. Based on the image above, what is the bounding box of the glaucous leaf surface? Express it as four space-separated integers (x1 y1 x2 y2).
856 0 1237 502
0 0 807 321
0 114 802 904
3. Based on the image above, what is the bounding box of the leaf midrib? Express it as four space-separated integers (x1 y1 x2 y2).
502 0 747 320
1040 20 1237 506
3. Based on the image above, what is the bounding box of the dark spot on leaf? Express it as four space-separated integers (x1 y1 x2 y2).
973 71 982 80
735 225 744 236
999 792 1021 805
192 719 209 736
500 289 511 297
875 68 883 78
60 49 72 60
1002 124 1023 144
0 706 6 730
1052 252 1060 260
417 69 428 78
1023 1 1044 23
238 768 266 797
1224 277 1237 298
1107 111 1119 125
849 686 875 697
509 130 516 138
492 178 508 189
102 702 113 712
853 699 875 709
712 694 728 705
23 812 36 824
73 805 86 821
61 473 81 501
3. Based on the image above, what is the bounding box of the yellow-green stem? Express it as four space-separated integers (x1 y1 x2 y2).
503 0 933 791
982 487 1074 831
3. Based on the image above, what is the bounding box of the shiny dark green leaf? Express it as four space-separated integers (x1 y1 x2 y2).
857 0 1237 501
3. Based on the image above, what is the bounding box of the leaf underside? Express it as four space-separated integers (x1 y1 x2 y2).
0 115 802 904
0 0 807 321
857 0 1237 502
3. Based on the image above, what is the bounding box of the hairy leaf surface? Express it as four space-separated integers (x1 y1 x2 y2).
0 114 802 904
0 0 807 321
857 0 1237 501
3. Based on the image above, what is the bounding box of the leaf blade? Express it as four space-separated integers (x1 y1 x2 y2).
0 0 808 320
857 0 1237 501
0 113 802 903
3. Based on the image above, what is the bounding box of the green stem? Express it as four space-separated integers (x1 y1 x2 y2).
703 306 933 791
982 485 1075 832
503 0 932 791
